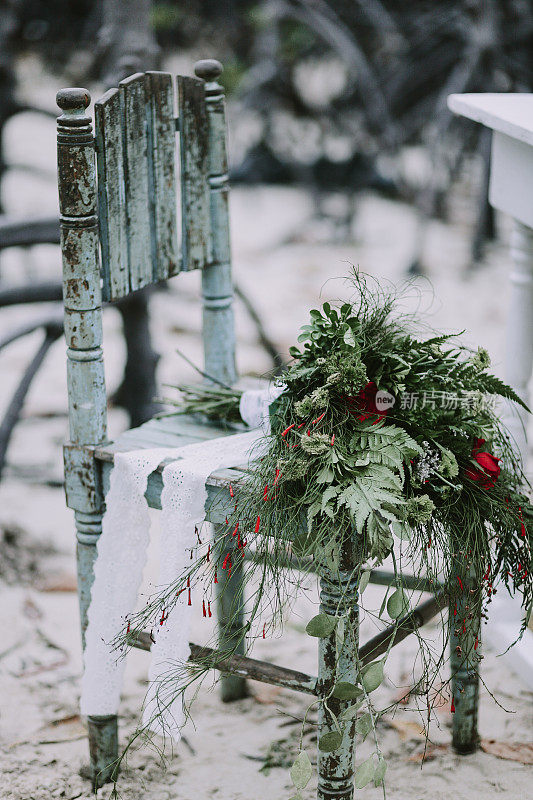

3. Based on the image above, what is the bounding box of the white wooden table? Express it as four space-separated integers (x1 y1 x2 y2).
448 93 533 467
448 93 533 690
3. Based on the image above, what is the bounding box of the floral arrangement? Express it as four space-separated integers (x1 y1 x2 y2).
122 274 532 793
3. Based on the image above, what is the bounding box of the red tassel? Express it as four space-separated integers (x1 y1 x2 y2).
206 545 210 562
208 600 212 618
222 552 230 569
331 434 335 446
453 602 457 617
188 589 192 606
232 523 239 537
126 622 130 634
457 576 463 591
255 515 261 533
262 623 266 639
312 412 326 425
229 484 234 498
474 636 479 650
225 516 229 525
274 468 281 486
203 600 207 618
263 485 269 501
521 521 526 537
451 698 455 713
214 566 218 584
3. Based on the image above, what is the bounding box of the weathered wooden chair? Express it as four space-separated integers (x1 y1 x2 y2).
57 60 479 796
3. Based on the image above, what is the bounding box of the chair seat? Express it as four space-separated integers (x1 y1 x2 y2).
94 413 248 521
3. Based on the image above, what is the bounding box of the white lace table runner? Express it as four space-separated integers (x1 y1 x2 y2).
81 387 281 740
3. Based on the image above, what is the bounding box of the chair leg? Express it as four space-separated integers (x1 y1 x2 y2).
76 510 119 786
449 569 481 754
317 553 359 800
214 523 248 702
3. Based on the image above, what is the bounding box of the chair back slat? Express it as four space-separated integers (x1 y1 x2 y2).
178 76 211 271
119 74 153 293
145 71 180 280
95 88 129 300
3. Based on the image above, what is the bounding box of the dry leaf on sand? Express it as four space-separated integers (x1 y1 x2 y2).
480 740 533 765
384 717 427 741
409 744 448 763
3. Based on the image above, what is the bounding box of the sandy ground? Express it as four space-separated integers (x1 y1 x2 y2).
0 63 532 799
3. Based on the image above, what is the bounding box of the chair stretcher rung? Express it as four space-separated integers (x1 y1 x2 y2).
130 590 447 696
242 550 443 593
131 632 318 695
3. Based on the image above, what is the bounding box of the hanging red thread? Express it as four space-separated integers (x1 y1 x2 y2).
225 516 229 525
203 600 207 618
229 484 234 498
330 433 335 446
312 412 326 425
262 623 266 639
521 521 526 537
222 552 231 569
474 636 479 650
126 622 130 634
255 515 261 533
453 602 457 617
206 545 211 562
281 424 295 437
214 566 218 584
263 485 269 501
457 576 463 591
208 600 212 617
451 698 455 713
274 468 281 486
232 522 239 537
188 589 192 606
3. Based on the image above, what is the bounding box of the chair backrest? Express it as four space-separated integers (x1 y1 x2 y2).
56 60 236 452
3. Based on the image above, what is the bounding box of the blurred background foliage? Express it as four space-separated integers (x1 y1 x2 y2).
2 0 533 260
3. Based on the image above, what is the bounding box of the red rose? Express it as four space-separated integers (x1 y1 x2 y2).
464 439 501 489
346 382 388 424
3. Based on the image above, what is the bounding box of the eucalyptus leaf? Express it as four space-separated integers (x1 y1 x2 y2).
318 731 343 752
306 613 337 638
290 750 312 790
373 757 387 786
339 701 364 721
359 570 371 594
362 660 384 693
354 757 375 789
354 712 372 738
332 682 362 700
343 327 357 347
387 588 409 619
